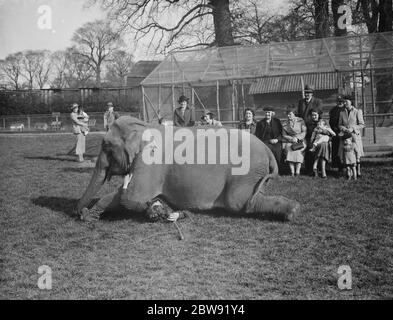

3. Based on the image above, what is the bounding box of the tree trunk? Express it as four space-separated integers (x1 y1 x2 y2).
313 0 330 38
360 0 379 33
378 0 393 32
210 0 234 46
209 0 235 121
332 0 348 37
376 0 393 118
96 66 101 87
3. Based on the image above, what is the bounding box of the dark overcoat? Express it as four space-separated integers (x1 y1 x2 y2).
173 106 196 127
255 118 283 165
298 97 323 125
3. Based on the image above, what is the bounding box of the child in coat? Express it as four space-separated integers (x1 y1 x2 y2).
309 119 336 152
342 137 357 180
77 107 89 136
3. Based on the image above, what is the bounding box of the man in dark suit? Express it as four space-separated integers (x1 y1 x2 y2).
298 84 323 125
298 84 323 173
255 106 283 169
173 95 195 127
329 95 345 170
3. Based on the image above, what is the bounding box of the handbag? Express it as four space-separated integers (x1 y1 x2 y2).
339 132 352 140
291 140 304 151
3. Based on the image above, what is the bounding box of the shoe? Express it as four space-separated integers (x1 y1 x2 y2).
313 169 318 177
321 175 327 179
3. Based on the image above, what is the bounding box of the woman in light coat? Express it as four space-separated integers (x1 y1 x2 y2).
70 103 88 162
338 98 365 177
282 105 307 176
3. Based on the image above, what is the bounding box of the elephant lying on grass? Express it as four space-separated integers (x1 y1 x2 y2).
77 116 300 222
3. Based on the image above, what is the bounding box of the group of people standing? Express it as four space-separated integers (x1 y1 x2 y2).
238 85 365 179
172 95 223 128
70 88 365 179
171 87 365 179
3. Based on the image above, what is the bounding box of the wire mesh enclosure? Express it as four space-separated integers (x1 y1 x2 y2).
142 31 393 85
140 31 393 127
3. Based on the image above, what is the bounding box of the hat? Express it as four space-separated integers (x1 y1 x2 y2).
178 95 189 103
263 106 275 112
107 102 113 107
304 84 315 93
337 95 344 102
70 103 79 110
201 110 214 119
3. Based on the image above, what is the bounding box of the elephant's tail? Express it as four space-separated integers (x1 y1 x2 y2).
252 173 277 198
268 148 279 175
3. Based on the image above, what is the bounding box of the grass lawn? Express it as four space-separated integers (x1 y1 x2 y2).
0 133 392 300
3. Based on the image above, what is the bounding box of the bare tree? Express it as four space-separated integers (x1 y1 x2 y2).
64 48 95 88
90 0 235 51
50 51 70 88
358 0 393 116
105 50 134 86
21 50 40 89
231 0 277 44
314 0 330 38
34 50 52 89
0 52 24 90
358 0 392 33
72 19 124 87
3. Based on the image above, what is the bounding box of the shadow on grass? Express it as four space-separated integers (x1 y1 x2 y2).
32 196 80 218
187 208 291 223
31 193 295 224
62 167 95 173
31 196 148 223
25 155 77 162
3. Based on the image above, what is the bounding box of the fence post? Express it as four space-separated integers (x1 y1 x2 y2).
369 55 377 144
27 116 31 130
216 81 220 121
2 118 5 130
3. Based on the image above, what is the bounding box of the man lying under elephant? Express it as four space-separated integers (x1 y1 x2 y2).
77 116 300 223
80 173 187 223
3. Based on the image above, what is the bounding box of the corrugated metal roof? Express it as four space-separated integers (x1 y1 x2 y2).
249 72 341 94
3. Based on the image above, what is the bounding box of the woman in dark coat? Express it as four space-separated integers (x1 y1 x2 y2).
306 109 335 178
255 106 283 166
173 95 195 127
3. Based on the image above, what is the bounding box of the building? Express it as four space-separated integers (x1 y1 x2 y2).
249 72 343 119
126 61 162 87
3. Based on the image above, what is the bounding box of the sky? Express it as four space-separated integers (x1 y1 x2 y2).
0 0 104 59
0 0 289 61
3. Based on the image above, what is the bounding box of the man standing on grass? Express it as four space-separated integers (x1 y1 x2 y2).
298 84 323 173
329 95 346 172
103 102 120 131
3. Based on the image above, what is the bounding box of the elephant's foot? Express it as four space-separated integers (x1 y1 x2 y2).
80 207 103 222
245 194 300 221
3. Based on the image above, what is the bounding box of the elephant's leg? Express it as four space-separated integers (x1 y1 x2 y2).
80 190 122 222
245 193 300 221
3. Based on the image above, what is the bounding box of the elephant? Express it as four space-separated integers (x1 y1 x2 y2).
76 116 300 222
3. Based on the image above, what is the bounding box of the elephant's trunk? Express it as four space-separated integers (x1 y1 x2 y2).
76 151 108 214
